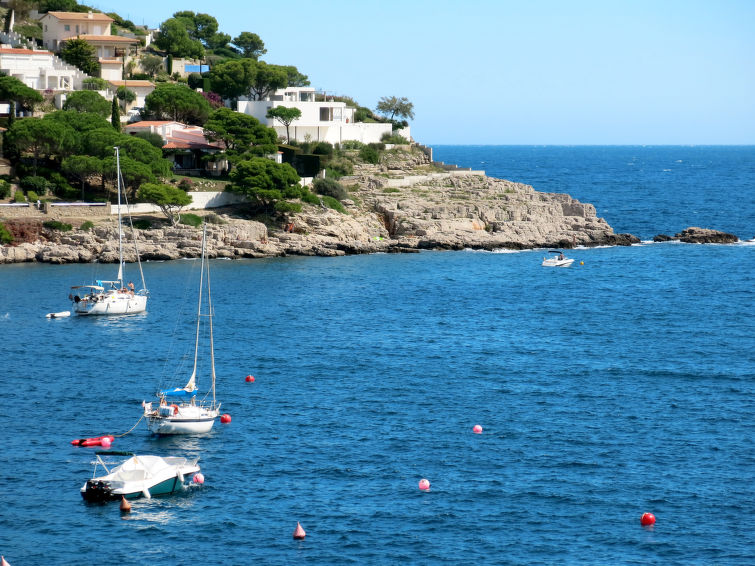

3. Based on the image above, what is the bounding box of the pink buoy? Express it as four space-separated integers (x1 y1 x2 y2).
100 437 112 448
473 424 483 434
418 478 430 491
220 414 231 424
245 375 255 382
120 495 131 513
293 521 306 540
193 473 205 484
640 512 656 526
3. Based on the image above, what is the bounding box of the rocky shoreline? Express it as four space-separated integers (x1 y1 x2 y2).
0 148 741 265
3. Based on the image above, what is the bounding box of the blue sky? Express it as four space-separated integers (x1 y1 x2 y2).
88 0 755 145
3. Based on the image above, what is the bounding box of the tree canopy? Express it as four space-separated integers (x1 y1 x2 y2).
153 18 204 59
0 74 43 109
208 59 288 102
59 38 100 76
227 157 302 212
173 11 219 47
232 32 266 59
203 107 278 160
62 90 111 117
266 106 301 143
5 116 73 174
137 182 192 225
376 96 415 121
143 83 211 125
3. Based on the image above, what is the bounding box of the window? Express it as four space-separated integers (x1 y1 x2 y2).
64 25 70 31
320 107 333 121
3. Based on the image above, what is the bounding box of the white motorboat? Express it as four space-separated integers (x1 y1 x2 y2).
144 224 220 434
542 250 575 267
80 451 200 502
70 147 148 316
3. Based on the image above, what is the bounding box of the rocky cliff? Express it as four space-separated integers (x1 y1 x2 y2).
0 147 638 264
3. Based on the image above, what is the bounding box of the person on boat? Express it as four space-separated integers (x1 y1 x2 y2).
128 281 135 295
558 252 565 260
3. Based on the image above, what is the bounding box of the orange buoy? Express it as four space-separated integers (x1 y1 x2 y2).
473 424 483 434
418 478 430 491
293 521 306 539
120 496 131 513
220 414 231 424
640 512 656 526
245 375 255 382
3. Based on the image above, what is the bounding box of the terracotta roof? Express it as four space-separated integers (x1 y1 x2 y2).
0 48 52 55
125 121 177 128
45 11 113 22
108 80 155 88
74 34 139 44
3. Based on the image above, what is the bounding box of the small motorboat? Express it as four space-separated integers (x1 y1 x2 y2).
80 451 200 502
46 311 71 318
542 250 575 267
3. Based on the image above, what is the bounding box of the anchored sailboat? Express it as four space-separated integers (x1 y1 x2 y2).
143 224 220 434
70 147 148 315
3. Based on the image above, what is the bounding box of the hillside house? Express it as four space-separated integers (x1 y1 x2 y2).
0 46 83 91
107 79 155 114
124 121 227 176
39 11 139 81
238 86 408 145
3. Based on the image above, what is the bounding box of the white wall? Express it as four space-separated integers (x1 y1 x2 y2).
111 191 246 215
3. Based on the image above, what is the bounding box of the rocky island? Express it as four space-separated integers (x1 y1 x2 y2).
2 146 639 264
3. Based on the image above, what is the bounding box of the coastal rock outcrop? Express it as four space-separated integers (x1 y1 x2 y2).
1 147 642 264
653 227 738 244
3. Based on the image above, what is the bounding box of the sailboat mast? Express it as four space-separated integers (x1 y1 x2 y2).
206 224 216 406
115 147 124 286
190 224 206 384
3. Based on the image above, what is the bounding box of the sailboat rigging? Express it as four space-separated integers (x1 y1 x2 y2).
143 223 220 434
70 147 148 315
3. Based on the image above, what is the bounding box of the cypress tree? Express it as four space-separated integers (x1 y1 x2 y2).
111 96 121 131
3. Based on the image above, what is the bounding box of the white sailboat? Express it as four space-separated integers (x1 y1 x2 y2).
143 224 220 434
70 147 148 315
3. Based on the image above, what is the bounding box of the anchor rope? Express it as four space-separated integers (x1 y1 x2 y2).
113 414 144 437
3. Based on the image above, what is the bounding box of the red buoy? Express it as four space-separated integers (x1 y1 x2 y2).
418 478 430 491
245 375 255 382
220 414 231 424
640 512 656 526
293 521 306 539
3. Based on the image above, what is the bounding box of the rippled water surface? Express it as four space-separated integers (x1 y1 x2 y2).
1 147 753 565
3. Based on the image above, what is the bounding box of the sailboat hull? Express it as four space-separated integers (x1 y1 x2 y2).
74 292 147 315
146 404 220 435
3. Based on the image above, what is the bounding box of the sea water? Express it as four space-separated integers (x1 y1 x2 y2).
0 146 753 565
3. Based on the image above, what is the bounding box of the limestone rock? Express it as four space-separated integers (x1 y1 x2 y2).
675 227 738 244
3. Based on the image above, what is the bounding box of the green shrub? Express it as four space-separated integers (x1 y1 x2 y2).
179 213 202 227
274 201 302 214
301 191 320 205
321 195 346 213
0 179 10 199
340 140 364 150
27 190 39 202
43 220 73 232
359 146 380 164
0 222 13 244
312 142 334 158
204 212 226 225
20 176 49 194
14 190 26 203
312 177 348 201
82 77 108 90
178 178 194 191
381 133 410 144
132 219 152 230
80 221 95 230
325 158 353 178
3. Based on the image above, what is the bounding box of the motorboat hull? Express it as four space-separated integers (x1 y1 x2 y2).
80 454 200 502
542 258 575 267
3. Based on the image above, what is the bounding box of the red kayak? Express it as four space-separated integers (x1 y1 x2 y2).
71 435 114 447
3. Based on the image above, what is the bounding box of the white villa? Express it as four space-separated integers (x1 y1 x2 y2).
0 46 83 91
238 86 410 145
39 11 139 81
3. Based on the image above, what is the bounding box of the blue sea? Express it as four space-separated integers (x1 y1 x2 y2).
1 146 754 565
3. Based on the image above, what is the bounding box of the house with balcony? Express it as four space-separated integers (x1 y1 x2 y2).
0 46 84 91
39 11 139 81
237 86 408 145
124 120 227 176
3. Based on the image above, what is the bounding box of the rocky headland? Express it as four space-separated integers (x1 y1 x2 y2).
0 146 665 264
